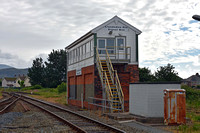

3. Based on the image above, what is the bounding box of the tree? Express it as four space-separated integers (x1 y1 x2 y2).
44 49 67 88
155 63 182 82
28 57 45 86
18 80 25 88
139 67 155 82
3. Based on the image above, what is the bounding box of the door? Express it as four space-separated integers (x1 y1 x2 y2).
177 92 186 124
116 37 125 59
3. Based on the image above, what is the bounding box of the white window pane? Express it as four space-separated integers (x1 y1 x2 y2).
91 40 94 51
107 38 114 49
98 39 105 48
117 39 124 50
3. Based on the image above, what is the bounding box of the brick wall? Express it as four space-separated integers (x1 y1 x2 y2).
67 63 139 112
67 65 95 108
113 64 139 111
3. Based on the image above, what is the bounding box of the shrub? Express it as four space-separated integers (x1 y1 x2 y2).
56 82 66 93
182 85 200 108
32 84 43 89
197 85 200 89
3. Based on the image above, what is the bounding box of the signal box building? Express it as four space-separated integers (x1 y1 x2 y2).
66 16 142 112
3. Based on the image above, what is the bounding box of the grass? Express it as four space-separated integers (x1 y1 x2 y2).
0 88 2 99
23 87 67 105
0 84 67 105
174 85 200 132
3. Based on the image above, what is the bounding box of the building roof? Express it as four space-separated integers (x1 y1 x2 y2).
18 76 26 81
4 77 17 81
65 16 142 50
183 73 200 82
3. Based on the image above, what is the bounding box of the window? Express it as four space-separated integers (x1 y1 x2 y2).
98 50 106 54
77 47 80 61
80 46 82 56
71 50 74 63
83 44 85 55
91 40 94 51
117 38 124 50
107 38 115 49
69 51 71 64
73 49 76 62
98 39 105 48
86 42 90 53
98 38 115 54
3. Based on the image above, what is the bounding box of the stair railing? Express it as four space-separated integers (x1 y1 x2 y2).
105 49 124 112
96 48 114 110
114 70 124 111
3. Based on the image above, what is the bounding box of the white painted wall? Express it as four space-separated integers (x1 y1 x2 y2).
2 79 7 87
67 16 140 72
24 78 31 87
68 35 94 71
2 79 16 87
129 83 181 117
96 21 137 64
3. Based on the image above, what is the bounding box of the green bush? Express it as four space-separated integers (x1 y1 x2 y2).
182 85 200 108
194 115 200 122
21 84 43 91
56 82 66 93
197 85 200 89
193 124 200 131
32 84 43 89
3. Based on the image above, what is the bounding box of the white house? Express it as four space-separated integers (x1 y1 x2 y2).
2 76 31 88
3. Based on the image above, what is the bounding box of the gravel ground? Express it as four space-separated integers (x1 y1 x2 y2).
0 112 23 131
23 96 171 133
0 95 171 133
1 111 74 133
0 101 75 133
76 110 148 133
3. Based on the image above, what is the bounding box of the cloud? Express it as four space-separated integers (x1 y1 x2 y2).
0 49 49 68
0 0 199 78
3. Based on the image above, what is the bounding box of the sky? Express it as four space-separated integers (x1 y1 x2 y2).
0 0 199 79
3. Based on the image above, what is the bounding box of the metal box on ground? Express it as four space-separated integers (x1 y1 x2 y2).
164 89 186 125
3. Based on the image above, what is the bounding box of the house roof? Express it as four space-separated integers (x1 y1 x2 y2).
183 73 200 82
65 16 142 50
18 76 26 81
4 77 17 81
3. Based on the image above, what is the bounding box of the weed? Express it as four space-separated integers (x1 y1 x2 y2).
56 82 66 93
194 116 200 122
193 123 200 131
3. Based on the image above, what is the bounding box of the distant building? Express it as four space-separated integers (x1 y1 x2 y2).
182 73 200 87
2 76 31 88
2 77 17 87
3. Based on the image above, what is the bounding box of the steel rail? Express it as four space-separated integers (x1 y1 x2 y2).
14 93 126 133
20 98 86 133
0 95 14 105
0 96 20 114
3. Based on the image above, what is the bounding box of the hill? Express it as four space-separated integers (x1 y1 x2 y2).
0 64 13 69
0 68 28 78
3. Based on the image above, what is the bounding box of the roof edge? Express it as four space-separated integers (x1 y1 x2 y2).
65 31 93 50
130 81 181 84
91 15 142 34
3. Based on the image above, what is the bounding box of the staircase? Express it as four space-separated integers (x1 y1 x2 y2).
96 48 124 112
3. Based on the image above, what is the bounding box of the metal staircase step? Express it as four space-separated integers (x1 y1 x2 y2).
97 56 123 112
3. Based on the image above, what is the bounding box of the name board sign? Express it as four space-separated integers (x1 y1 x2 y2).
104 25 128 31
76 68 82 76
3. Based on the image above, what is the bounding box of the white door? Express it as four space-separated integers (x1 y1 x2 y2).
116 37 125 59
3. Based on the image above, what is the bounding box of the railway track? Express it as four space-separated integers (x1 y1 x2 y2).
0 93 20 114
11 93 126 133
